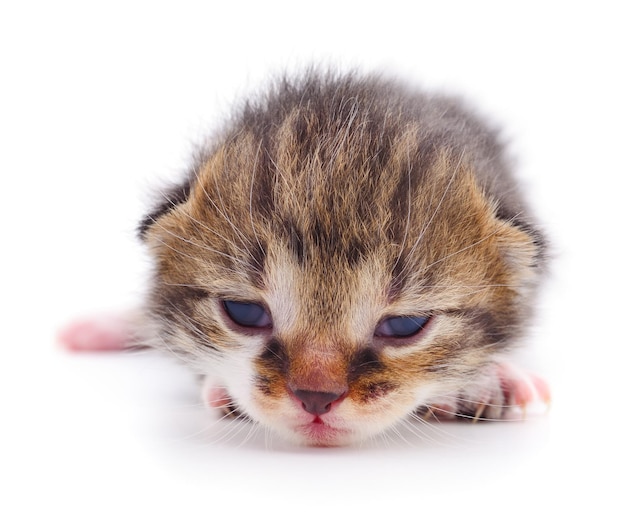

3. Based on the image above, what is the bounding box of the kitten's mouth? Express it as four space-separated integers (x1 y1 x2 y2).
296 417 349 446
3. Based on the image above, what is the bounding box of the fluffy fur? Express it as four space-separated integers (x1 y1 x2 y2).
139 70 547 446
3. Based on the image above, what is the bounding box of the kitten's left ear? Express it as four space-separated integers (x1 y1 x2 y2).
495 218 547 287
137 178 193 240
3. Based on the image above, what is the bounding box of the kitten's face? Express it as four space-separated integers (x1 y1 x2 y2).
143 88 540 446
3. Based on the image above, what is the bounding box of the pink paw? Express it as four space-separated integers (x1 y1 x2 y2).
425 362 550 422
58 313 138 352
205 386 232 409
496 362 551 413
202 384 241 417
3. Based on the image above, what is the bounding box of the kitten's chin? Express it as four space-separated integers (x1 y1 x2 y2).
288 421 356 447
280 413 389 447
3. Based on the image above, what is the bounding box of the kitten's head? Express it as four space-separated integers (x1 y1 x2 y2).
141 73 544 446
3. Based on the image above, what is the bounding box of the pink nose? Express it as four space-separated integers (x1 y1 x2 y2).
292 389 345 416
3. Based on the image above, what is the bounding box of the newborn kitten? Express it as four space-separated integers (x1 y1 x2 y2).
61 70 550 446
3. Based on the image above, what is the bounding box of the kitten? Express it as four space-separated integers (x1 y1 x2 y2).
61 70 550 446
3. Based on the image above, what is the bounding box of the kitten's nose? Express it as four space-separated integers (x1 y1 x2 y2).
292 389 345 416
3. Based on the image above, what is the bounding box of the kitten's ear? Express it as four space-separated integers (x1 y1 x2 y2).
495 218 547 288
137 178 193 240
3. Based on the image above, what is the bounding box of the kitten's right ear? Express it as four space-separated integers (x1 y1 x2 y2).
138 178 193 240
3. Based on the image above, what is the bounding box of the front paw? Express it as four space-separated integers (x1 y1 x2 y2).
58 312 141 352
202 384 243 418
424 362 551 422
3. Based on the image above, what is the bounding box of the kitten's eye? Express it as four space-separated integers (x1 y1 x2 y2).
375 315 430 338
222 300 272 329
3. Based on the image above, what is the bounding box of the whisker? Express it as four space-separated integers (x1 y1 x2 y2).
190 162 255 252
156 186 253 261
148 216 254 270
416 283 521 289
390 145 413 276
397 150 465 280
398 418 446 446
237 420 262 448
422 223 513 273
247 140 266 266
150 329 198 367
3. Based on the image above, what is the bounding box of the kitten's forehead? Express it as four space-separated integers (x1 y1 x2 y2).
261 243 387 344
180 119 505 305
151 75 522 325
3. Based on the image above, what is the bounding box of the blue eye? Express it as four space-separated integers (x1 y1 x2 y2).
222 300 272 329
375 315 430 338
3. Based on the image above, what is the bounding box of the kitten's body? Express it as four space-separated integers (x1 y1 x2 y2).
63 71 549 446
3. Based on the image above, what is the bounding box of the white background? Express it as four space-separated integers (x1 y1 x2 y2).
1 1 624 516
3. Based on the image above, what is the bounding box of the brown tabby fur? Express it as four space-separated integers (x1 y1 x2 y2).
140 70 545 445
